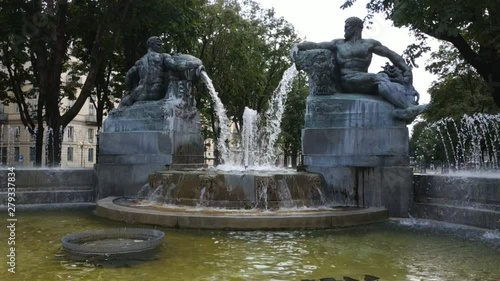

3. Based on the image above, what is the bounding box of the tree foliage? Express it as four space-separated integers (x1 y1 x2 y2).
422 43 500 121
278 73 308 167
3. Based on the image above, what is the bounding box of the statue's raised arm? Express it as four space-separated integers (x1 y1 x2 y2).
371 40 412 85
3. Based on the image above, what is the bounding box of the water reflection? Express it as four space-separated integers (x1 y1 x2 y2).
1 211 500 280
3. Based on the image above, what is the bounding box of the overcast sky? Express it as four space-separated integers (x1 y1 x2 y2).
254 0 441 105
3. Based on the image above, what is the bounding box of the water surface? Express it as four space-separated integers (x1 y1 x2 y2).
1 210 499 281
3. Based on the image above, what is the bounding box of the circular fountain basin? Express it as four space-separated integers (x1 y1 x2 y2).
96 197 388 230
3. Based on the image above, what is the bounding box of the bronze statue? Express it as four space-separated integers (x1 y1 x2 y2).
119 36 204 108
291 17 428 119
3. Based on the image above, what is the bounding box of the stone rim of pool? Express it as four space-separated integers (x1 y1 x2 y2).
96 197 388 230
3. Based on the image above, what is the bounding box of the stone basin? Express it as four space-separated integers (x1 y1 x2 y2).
146 169 328 209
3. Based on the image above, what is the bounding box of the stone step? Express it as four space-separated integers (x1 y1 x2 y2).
0 190 95 205
413 175 500 205
412 202 500 230
416 197 500 212
0 202 95 211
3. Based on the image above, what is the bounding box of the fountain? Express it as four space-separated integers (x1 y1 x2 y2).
2 13 500 281
95 35 389 229
415 113 500 172
410 113 500 229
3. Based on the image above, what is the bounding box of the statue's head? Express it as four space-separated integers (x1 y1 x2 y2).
147 36 163 53
344 17 363 40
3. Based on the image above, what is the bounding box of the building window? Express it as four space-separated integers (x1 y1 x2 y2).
15 105 19 113
88 128 94 143
89 102 96 116
13 126 20 141
67 126 74 142
88 148 94 162
0 104 4 113
67 147 73 161
29 147 35 161
14 147 19 162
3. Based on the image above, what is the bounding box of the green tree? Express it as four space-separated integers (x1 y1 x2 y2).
341 0 500 106
279 73 308 167
0 0 132 166
0 0 41 163
422 43 500 121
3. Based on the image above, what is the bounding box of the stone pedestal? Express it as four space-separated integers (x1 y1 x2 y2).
95 99 204 198
302 94 412 217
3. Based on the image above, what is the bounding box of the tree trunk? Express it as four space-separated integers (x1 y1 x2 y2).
291 149 298 168
34 126 44 167
283 152 289 167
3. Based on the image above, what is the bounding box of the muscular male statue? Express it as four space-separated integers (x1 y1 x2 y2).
291 17 427 118
119 36 203 108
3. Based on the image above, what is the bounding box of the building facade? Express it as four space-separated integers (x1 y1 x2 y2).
0 96 98 168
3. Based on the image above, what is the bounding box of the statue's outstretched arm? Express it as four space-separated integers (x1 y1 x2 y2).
163 53 203 71
291 40 337 61
372 41 412 85
297 41 337 52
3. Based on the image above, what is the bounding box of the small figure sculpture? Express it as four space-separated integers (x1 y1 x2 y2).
119 36 204 108
291 17 428 120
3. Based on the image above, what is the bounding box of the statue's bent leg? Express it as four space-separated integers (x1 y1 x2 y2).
136 83 165 101
377 82 414 109
341 73 379 94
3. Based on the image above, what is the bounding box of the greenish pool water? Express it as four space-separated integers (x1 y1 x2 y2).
1 210 500 281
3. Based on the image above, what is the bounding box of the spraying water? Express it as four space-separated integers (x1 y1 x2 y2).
242 107 259 168
260 65 299 166
215 65 299 170
416 113 500 171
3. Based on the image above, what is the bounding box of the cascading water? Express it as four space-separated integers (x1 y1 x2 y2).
200 71 232 164
8 125 14 164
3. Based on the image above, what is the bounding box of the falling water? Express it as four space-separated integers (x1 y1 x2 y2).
45 127 52 166
277 178 293 208
7 125 14 164
148 185 164 204
136 183 153 199
200 71 231 164
0 124 4 165
315 186 327 205
197 187 207 207
254 184 269 210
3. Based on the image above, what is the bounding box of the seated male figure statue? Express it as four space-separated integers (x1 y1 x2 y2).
120 36 203 108
291 17 427 119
